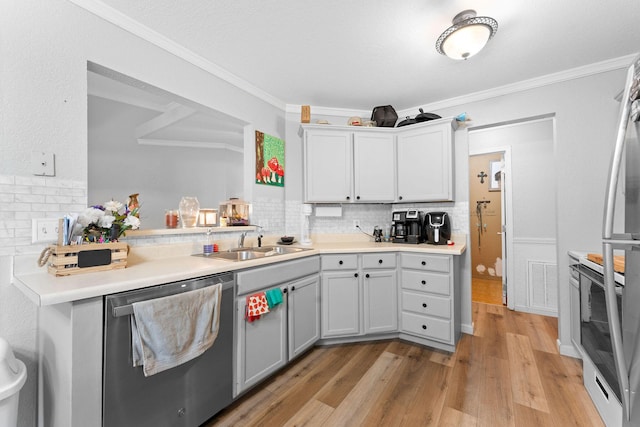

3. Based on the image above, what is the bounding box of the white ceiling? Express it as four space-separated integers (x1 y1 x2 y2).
91 0 640 112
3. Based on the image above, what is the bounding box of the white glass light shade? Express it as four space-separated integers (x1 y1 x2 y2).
441 24 491 60
435 10 498 60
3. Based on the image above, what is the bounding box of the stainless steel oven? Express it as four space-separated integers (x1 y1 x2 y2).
572 263 623 404
103 272 234 427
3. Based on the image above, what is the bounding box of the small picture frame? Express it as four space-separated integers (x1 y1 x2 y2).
489 160 502 191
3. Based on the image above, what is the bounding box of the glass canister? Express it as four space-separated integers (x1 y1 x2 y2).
218 198 250 226
179 196 200 228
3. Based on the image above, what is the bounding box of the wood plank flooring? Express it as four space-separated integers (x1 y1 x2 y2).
205 303 603 426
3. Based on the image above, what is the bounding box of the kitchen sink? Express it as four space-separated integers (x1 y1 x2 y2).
243 245 308 255
205 250 265 261
196 245 311 262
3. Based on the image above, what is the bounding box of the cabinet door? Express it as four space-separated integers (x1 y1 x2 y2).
321 271 360 337
353 133 395 202
304 130 352 202
288 275 320 360
363 269 398 334
396 123 453 202
236 290 287 395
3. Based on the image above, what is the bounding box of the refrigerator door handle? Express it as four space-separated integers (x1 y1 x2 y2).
602 63 636 239
603 243 631 420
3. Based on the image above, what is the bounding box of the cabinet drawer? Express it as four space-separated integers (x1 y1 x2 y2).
400 253 450 273
237 256 320 295
401 270 450 296
362 253 396 269
402 312 451 343
322 254 358 270
401 290 451 319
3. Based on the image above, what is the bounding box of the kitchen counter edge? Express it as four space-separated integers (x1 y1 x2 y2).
14 238 466 307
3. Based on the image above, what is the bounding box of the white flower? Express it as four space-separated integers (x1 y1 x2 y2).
77 207 105 227
124 215 141 230
104 200 123 213
99 214 115 229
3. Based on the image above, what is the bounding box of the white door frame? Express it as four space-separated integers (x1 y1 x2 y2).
468 145 514 310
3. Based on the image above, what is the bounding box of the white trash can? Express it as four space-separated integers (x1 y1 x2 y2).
0 337 27 427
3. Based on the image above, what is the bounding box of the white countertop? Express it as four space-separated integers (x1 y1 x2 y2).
14 235 466 307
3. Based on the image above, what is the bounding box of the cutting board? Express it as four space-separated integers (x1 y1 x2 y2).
587 253 625 273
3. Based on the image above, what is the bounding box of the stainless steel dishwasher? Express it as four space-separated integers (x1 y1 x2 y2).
103 272 234 427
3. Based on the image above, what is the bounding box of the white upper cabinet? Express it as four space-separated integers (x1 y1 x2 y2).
396 122 453 202
304 129 353 203
302 118 455 203
353 132 395 202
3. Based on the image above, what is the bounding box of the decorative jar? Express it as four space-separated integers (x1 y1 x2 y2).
179 196 200 228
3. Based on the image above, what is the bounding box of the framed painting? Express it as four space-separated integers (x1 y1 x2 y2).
255 131 285 187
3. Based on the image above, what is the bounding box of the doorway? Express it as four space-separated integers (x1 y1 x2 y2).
468 116 557 315
469 152 505 305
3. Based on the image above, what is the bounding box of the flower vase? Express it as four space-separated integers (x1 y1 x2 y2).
179 196 200 228
127 193 140 217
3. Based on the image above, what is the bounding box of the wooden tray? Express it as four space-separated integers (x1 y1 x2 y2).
587 253 625 274
47 242 128 276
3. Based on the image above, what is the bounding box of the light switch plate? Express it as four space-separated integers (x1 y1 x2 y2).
31 151 55 176
32 218 59 243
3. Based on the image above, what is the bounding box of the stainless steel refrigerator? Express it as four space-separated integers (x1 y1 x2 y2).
602 53 640 426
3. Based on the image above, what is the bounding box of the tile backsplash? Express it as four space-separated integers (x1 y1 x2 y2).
1 173 469 258
0 174 87 256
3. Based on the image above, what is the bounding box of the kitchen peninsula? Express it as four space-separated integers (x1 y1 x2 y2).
14 235 466 427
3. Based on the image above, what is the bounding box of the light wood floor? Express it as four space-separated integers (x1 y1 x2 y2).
205 303 603 427
472 277 503 305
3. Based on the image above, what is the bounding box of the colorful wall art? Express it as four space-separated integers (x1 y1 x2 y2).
255 130 285 187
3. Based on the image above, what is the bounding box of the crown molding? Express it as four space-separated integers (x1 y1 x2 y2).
69 0 635 119
285 104 370 117
397 54 636 116
287 54 636 118
69 0 286 110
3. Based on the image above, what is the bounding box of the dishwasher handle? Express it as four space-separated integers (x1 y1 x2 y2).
109 273 234 318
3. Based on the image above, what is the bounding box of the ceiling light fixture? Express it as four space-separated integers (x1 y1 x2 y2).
435 9 498 60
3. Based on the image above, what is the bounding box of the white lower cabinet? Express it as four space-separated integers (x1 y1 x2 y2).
399 253 459 348
288 275 321 359
235 257 320 396
321 253 398 338
236 289 287 393
321 271 360 337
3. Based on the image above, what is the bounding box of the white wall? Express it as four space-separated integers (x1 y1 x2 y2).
423 69 625 355
1 1 285 425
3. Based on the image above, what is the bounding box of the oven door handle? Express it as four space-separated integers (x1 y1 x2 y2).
603 242 631 420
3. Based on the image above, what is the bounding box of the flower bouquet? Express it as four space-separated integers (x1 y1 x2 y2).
75 199 140 243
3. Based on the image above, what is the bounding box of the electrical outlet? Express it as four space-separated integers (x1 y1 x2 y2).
32 218 59 243
353 220 360 229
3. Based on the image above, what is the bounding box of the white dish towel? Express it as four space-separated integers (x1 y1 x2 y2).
131 283 222 377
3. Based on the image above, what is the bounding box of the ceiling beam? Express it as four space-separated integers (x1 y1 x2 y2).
135 104 196 139
137 138 244 153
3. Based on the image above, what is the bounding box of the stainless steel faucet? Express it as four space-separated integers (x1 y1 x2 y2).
238 231 247 248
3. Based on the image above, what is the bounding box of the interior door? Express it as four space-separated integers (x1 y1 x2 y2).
498 157 508 305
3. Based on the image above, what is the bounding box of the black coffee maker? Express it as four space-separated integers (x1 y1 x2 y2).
391 209 423 244
424 211 451 245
